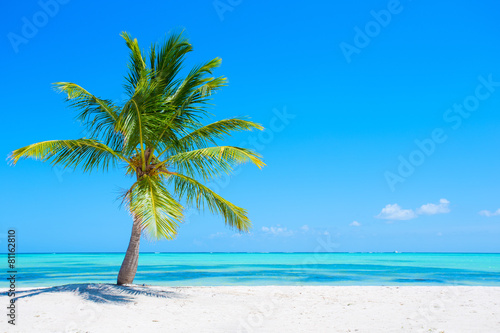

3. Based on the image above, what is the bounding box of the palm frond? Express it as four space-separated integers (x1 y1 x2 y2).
121 32 147 97
175 118 263 151
166 172 250 231
118 73 168 158
9 139 126 173
162 146 265 181
165 75 227 133
126 175 184 239
152 77 230 151
169 58 225 114
153 30 192 94
53 82 123 150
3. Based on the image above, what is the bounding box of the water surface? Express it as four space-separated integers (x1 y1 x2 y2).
4 252 500 287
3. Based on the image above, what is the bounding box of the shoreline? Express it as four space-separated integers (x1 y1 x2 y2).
2 284 499 332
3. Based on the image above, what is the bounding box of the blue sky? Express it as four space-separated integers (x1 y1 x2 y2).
2 0 500 253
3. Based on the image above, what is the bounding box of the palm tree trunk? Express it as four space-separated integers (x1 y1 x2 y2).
117 215 142 285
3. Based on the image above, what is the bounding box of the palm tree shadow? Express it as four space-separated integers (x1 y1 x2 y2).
1 283 182 304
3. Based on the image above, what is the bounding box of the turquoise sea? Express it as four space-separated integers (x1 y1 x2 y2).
4 253 500 287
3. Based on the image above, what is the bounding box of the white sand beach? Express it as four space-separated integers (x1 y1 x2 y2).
1 285 499 332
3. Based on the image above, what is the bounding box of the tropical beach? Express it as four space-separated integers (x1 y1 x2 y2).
4 0 500 332
2 253 500 331
2 285 500 332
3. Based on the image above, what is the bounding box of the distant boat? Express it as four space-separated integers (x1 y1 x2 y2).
394 251 399 253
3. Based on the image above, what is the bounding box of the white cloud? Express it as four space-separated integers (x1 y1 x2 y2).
209 232 248 239
479 209 500 217
261 225 294 236
377 199 451 221
350 221 361 227
376 204 417 220
300 225 309 232
417 198 450 215
209 232 226 239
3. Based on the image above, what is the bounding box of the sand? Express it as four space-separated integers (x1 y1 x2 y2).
1 284 499 332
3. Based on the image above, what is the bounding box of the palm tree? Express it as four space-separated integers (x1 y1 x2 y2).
9 31 264 285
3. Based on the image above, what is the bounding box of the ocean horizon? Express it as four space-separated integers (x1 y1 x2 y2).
8 251 500 254
5 252 500 288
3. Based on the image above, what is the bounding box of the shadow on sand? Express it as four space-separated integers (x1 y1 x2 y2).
0 283 182 304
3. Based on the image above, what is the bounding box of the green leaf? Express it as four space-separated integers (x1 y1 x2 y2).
175 118 264 151
9 139 125 173
53 82 123 150
165 146 265 181
127 175 184 239
166 172 251 232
